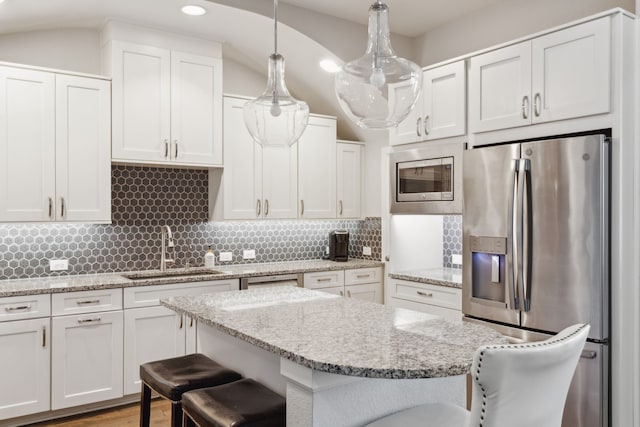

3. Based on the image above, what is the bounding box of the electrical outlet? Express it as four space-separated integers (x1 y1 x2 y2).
49 259 69 271
219 252 232 262
243 249 256 260
362 246 372 256
325 246 330 255
452 254 463 265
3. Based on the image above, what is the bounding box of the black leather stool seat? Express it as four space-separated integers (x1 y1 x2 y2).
182 378 286 427
140 353 242 401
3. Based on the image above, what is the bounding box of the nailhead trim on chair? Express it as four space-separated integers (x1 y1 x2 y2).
473 324 587 427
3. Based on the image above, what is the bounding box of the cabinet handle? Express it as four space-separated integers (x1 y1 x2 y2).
48 197 53 218
339 200 343 216
164 139 169 158
5 304 31 312
356 274 369 279
179 315 184 329
424 115 429 135
339 290 344 297
385 256 390 262
416 291 433 298
256 199 262 216
347 290 352 298
265 199 269 216
174 140 179 158
77 317 101 324
416 117 422 137
521 95 529 119
60 197 65 218
76 299 100 306
300 200 304 216
42 325 46 347
534 93 541 117
317 278 332 282
189 316 194 328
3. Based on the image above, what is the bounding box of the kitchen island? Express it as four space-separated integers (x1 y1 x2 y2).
162 287 506 427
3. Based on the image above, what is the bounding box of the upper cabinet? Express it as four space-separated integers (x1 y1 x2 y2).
469 16 611 133
109 41 223 167
0 66 111 223
336 142 362 219
390 60 466 146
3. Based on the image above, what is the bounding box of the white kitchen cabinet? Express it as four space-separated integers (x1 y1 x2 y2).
0 317 50 420
388 279 462 322
223 96 297 219
110 41 222 167
304 267 383 304
298 115 337 219
51 310 123 409
470 16 610 133
0 66 111 222
336 142 362 219
389 60 466 145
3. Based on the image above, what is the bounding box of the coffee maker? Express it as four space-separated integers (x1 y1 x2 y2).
328 230 349 262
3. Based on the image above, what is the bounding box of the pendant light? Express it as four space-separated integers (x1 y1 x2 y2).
335 0 422 129
243 0 309 146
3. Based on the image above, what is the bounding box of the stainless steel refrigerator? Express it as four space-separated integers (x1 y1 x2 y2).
462 134 609 427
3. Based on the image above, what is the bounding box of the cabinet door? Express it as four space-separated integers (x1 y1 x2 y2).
423 61 466 140
298 116 337 219
0 318 50 420
223 97 262 219
55 75 111 222
123 306 185 395
531 16 610 123
263 143 298 219
52 311 123 409
336 143 362 219
388 80 424 146
111 41 171 163
469 41 532 133
171 52 223 166
345 283 383 304
0 67 55 222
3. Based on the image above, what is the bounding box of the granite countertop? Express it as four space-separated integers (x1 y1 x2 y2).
388 267 462 289
162 286 506 379
0 259 383 297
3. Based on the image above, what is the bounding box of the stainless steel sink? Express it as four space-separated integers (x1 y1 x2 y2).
123 269 224 280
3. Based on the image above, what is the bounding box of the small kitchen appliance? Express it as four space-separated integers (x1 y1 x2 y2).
328 230 349 262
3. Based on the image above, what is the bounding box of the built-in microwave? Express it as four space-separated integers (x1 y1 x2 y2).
390 142 465 214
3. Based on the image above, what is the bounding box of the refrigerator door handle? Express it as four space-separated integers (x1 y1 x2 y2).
509 159 520 310
521 159 532 312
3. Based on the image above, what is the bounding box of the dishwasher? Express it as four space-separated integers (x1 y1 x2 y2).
240 273 302 290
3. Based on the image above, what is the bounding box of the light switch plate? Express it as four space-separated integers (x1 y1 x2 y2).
243 249 256 260
452 254 463 265
219 252 232 262
362 246 372 256
49 259 69 271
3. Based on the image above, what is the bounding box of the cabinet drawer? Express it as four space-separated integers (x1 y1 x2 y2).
124 280 239 309
392 280 461 310
389 297 462 322
0 294 50 321
303 270 344 289
52 289 123 316
345 267 382 285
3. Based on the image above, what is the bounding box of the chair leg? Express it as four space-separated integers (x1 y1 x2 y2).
183 411 197 427
171 400 183 427
140 382 152 427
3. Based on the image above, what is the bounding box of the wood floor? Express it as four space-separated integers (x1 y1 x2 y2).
30 399 171 427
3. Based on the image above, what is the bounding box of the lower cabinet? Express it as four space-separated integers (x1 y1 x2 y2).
0 317 50 420
388 279 462 322
51 310 124 410
304 267 383 304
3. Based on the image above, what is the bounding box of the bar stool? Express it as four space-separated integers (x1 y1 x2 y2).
139 353 242 427
182 378 286 427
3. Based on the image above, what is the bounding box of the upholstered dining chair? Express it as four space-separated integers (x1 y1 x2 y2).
366 323 590 427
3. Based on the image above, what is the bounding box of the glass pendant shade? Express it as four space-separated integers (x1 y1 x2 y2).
243 53 309 146
335 1 422 129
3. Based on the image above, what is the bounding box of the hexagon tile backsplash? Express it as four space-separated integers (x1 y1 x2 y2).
0 166 382 280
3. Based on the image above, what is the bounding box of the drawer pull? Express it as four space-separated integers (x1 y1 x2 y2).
356 274 370 279
317 278 332 282
42 326 46 347
76 299 100 306
339 291 344 296
416 291 434 298
189 316 194 328
77 317 101 324
347 290 352 298
179 315 184 329
5 304 32 312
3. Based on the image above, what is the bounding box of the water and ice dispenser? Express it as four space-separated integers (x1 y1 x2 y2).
469 236 507 304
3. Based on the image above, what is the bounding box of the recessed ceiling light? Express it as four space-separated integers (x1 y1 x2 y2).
181 5 207 16
320 59 341 73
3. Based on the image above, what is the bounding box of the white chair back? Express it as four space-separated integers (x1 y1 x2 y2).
468 323 590 427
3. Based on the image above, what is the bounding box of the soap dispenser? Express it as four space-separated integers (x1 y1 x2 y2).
204 246 215 268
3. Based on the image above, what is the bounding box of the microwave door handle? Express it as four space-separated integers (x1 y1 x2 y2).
522 159 532 312
508 159 520 310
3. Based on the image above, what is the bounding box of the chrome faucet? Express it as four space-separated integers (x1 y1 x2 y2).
160 225 175 272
